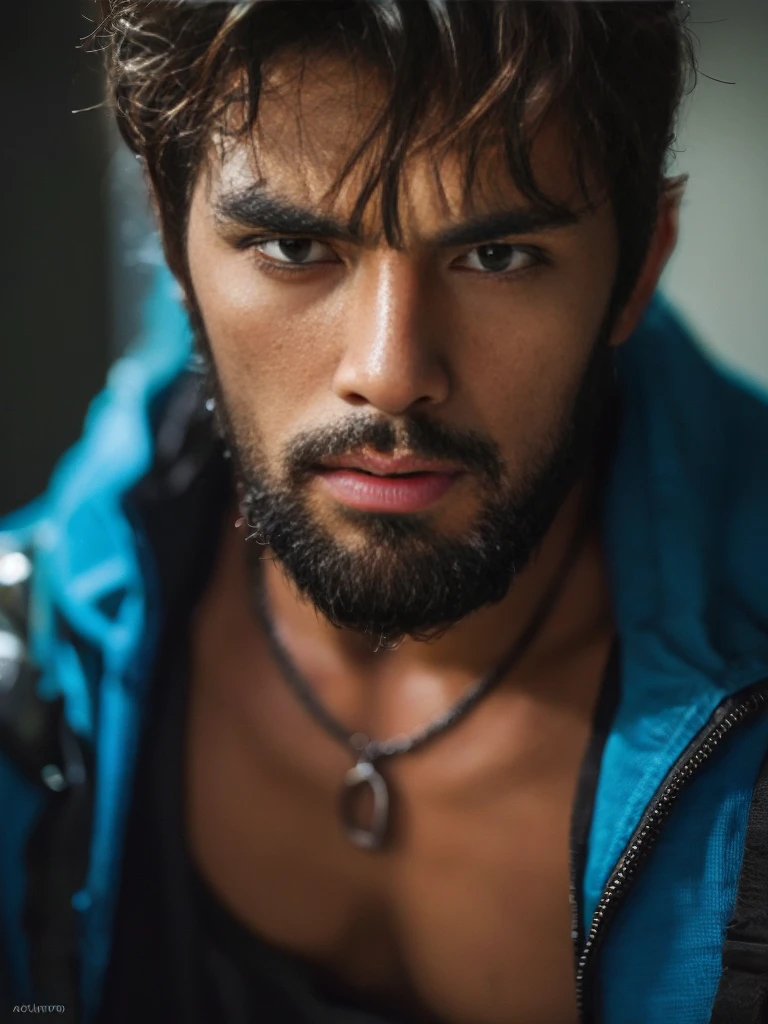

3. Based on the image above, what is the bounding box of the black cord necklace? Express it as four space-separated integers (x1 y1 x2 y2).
252 508 593 852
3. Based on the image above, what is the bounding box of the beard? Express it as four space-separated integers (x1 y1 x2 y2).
199 316 616 645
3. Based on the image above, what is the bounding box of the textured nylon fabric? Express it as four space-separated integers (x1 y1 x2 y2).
598 708 768 1023
586 298 768 922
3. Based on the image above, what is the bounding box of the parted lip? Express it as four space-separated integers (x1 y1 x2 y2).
315 451 463 477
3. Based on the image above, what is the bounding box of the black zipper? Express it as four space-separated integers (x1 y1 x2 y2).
575 678 768 1023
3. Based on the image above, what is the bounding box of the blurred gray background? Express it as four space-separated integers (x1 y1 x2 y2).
0 0 766 517
663 0 768 391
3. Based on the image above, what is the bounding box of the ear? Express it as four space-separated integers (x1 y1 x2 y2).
609 176 686 347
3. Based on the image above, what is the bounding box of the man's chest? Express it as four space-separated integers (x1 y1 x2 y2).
184 663 597 1024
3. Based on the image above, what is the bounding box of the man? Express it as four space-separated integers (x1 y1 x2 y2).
1 1 767 1021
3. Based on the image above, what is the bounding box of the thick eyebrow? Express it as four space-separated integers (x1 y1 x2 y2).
434 207 580 248
214 187 362 242
213 185 579 247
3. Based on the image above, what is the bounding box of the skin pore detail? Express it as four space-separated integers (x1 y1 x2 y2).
183 43 680 688
180 43 684 760
186 54 626 649
182 48 680 1024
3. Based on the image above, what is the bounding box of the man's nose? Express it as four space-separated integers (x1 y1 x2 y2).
331 254 451 416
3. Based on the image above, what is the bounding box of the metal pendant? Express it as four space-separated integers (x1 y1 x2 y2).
339 760 390 852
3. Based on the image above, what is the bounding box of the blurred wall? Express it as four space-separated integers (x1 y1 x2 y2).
662 0 768 389
0 0 109 516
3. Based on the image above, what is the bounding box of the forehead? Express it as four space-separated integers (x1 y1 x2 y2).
201 51 592 237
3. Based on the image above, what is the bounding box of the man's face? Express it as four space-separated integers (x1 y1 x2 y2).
186 55 620 642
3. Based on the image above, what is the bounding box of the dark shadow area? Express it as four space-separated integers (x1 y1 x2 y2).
0 0 110 516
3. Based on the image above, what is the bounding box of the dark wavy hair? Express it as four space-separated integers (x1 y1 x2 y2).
95 0 695 314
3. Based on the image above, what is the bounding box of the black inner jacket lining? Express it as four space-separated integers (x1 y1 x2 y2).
570 638 622 956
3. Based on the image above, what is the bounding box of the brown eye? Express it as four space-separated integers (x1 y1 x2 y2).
478 244 515 271
456 244 538 274
255 238 336 265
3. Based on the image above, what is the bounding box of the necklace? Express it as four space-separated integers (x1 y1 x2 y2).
253 509 593 852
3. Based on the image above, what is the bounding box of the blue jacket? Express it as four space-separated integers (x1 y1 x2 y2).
1 268 768 1023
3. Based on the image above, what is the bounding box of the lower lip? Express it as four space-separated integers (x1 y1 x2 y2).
316 469 459 513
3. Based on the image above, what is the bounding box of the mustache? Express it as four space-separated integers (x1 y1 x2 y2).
283 414 503 486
